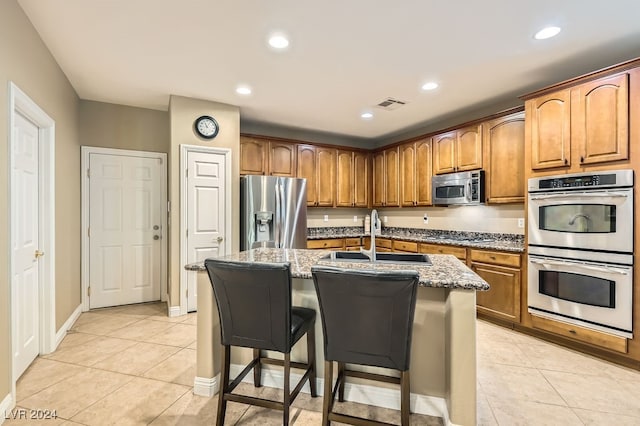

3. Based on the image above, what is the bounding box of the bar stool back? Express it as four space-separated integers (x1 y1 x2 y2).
311 266 420 426
205 259 317 426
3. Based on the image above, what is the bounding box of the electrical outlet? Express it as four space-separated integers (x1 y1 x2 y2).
353 215 358 222
423 214 429 224
383 216 388 223
517 218 525 228
323 214 329 222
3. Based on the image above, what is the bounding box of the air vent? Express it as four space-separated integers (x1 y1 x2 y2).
375 97 408 110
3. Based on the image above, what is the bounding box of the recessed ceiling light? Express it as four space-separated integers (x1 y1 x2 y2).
421 82 439 91
534 26 561 40
268 34 290 49
361 112 373 120
236 85 252 95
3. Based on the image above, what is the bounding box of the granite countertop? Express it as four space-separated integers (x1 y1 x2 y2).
185 247 489 291
307 226 525 253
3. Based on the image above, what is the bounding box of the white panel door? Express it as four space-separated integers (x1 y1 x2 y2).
89 153 163 308
186 151 227 312
12 112 40 379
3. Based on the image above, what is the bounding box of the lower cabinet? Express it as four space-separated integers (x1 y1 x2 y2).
469 249 521 323
375 238 393 252
344 237 363 251
419 243 467 261
307 239 344 250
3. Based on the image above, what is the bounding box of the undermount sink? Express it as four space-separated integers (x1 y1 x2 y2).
320 251 432 265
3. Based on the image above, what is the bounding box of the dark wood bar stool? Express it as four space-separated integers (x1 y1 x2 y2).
205 259 318 426
311 266 420 426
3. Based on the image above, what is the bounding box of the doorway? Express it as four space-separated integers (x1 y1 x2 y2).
180 145 232 314
9 82 56 386
81 147 167 310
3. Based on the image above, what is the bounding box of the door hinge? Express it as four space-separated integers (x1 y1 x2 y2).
87 286 91 297
185 168 188 178
87 227 90 237
87 168 90 178
186 229 188 237
186 289 188 297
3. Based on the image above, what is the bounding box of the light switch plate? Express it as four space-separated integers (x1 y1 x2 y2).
517 218 525 228
323 214 329 222
383 216 388 223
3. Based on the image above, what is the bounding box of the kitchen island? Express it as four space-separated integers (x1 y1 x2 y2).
186 248 488 425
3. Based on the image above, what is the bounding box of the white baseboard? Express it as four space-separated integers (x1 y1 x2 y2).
53 304 83 352
228 364 449 421
0 393 15 425
194 375 219 397
168 305 182 318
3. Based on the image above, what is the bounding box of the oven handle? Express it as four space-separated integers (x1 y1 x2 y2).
529 192 629 201
529 258 630 275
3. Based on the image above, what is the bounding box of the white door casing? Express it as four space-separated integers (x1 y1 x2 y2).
81 147 167 310
9 81 56 393
180 145 232 314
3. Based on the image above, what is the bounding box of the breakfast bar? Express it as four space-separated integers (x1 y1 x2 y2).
186 248 489 425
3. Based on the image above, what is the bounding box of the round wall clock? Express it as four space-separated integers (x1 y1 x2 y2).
194 115 219 139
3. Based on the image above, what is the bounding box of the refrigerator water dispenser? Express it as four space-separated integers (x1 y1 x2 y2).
255 211 273 242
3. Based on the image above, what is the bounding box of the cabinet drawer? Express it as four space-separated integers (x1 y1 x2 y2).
470 250 520 267
419 243 467 260
307 239 344 249
392 240 418 253
375 238 393 249
344 237 362 247
531 315 627 354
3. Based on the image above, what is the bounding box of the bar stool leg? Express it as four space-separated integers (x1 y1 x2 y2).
253 348 262 387
307 323 317 397
322 360 333 426
401 370 410 426
283 353 291 426
216 345 231 426
338 362 345 402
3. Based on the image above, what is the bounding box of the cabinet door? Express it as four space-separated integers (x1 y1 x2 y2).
484 113 525 203
353 151 369 207
316 147 336 207
433 131 456 174
530 90 571 170
400 143 416 206
456 124 483 171
415 138 432 206
268 141 296 177
574 73 629 165
372 151 385 207
384 147 400 207
336 150 354 207
297 145 317 206
240 136 266 175
472 262 521 323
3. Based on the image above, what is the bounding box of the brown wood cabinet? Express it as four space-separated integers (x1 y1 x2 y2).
353 151 369 207
419 243 467 261
240 136 296 176
372 147 400 206
470 249 521 323
297 145 335 207
400 138 432 207
528 73 629 171
307 239 344 250
433 125 482 174
336 150 369 207
483 112 525 203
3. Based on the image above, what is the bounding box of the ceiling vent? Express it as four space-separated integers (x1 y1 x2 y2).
375 97 408 110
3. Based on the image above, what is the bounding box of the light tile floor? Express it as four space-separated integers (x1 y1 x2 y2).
5 302 640 425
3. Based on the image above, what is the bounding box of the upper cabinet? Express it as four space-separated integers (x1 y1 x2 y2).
240 136 296 176
353 151 369 208
297 145 335 207
400 138 432 206
337 150 369 207
527 72 629 171
484 112 525 203
372 147 399 207
433 125 482 174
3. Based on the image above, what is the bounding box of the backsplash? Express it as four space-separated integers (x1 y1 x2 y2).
308 226 524 243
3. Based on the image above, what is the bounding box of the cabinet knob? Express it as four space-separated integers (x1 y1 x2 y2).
564 159 568 165
580 156 584 163
569 329 577 334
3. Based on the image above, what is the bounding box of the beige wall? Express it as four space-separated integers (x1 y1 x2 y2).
0 0 81 402
168 95 240 307
79 100 170 153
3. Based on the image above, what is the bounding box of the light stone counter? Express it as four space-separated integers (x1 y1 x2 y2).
188 248 484 425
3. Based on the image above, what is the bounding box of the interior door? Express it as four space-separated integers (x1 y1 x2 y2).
186 151 227 312
89 153 163 308
12 112 40 378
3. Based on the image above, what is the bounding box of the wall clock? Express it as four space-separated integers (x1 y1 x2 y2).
194 115 219 139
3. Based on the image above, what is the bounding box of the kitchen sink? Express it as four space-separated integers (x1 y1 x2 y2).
320 251 431 265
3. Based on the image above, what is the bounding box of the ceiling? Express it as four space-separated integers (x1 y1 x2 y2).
18 0 640 142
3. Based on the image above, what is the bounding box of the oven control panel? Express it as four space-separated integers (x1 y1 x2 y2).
528 169 633 192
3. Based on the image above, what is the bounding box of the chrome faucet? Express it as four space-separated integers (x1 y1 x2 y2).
361 209 379 262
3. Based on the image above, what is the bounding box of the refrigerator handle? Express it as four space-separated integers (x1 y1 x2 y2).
275 180 282 248
278 181 286 248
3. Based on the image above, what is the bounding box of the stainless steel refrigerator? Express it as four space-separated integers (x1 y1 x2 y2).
240 175 308 250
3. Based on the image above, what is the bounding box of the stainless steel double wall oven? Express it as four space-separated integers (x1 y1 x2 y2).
527 170 634 338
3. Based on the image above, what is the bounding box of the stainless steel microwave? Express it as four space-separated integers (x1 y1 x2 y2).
432 170 485 205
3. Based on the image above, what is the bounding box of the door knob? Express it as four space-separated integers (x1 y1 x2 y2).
154 235 160 240
217 237 224 243
34 250 45 259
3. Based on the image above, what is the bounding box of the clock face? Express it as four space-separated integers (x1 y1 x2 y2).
195 116 219 139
